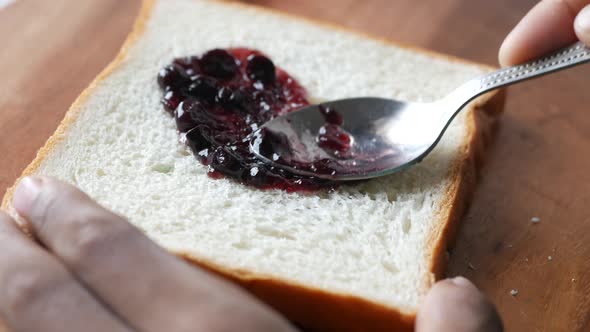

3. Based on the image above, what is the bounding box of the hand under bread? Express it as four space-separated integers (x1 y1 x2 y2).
3 177 296 332
499 0 590 66
0 177 502 332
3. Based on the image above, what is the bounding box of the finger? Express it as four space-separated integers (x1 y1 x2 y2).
416 277 503 332
0 212 131 332
13 177 295 332
499 0 590 66
574 4 590 44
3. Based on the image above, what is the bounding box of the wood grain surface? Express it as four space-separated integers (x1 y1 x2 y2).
1 0 589 331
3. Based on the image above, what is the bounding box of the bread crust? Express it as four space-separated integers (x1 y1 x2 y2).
424 90 505 282
1 0 505 331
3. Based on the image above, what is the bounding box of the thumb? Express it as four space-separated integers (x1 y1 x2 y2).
574 4 590 45
416 277 503 332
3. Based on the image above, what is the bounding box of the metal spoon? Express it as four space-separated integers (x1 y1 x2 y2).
250 42 590 181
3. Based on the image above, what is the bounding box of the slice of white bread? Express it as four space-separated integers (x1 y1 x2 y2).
1 0 504 330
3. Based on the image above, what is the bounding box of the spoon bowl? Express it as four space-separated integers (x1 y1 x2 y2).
251 97 445 180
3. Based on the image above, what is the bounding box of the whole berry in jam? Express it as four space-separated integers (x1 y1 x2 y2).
186 76 219 102
199 49 239 79
175 101 205 133
216 87 233 105
158 64 191 90
246 55 276 84
217 86 252 113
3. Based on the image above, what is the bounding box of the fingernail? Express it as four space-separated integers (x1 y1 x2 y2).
450 276 474 288
13 177 43 215
575 5 590 40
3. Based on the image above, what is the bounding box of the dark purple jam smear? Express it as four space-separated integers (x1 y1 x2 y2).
317 105 352 158
158 48 337 192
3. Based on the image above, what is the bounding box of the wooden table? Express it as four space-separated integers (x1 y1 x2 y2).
1 1 589 331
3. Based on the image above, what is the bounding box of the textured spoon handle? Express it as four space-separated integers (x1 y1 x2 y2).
444 42 590 113
479 41 590 91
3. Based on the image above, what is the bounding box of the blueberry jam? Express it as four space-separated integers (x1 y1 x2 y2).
316 105 352 158
158 48 335 192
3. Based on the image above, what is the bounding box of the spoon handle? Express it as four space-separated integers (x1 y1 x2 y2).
444 42 590 111
479 41 590 91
